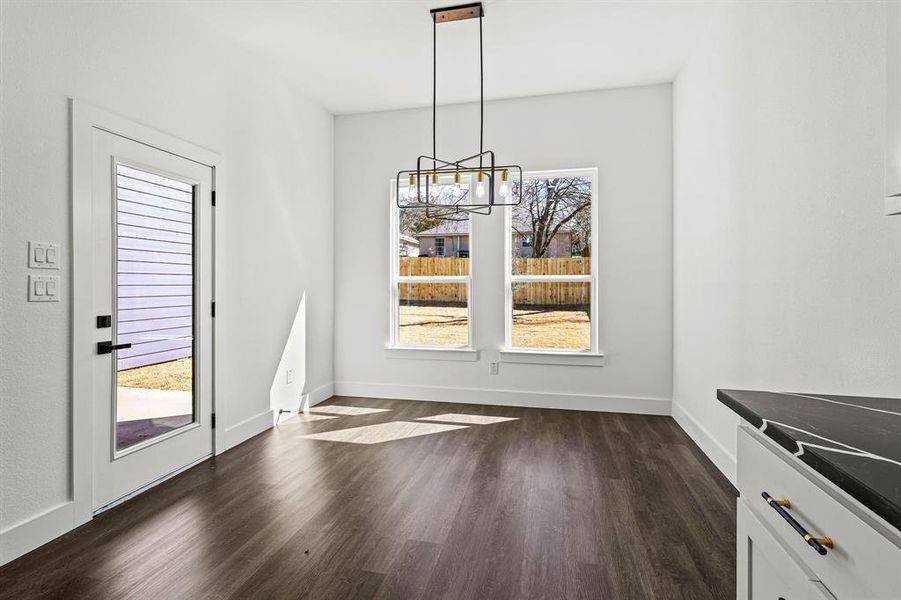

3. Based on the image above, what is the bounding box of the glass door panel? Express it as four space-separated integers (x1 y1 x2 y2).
114 163 196 452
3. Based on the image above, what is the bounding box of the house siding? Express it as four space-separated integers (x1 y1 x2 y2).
512 233 574 258
115 166 194 371
418 235 469 257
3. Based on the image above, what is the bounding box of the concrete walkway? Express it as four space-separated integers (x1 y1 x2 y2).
116 387 192 422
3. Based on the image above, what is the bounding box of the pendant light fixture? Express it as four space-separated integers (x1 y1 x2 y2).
396 2 523 216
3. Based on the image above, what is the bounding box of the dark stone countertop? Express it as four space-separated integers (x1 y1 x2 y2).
718 389 901 532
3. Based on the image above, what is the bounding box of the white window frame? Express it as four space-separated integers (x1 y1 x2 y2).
502 168 604 366
434 237 446 257
387 180 476 359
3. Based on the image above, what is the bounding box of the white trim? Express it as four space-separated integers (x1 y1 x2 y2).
211 158 227 457
274 382 334 424
509 274 593 283
396 275 469 284
0 99 228 567
222 410 274 451
388 181 473 349
304 381 335 409
499 349 605 366
0 502 88 565
886 194 901 216
671 401 737 485
504 167 600 356
385 346 479 361
334 381 671 415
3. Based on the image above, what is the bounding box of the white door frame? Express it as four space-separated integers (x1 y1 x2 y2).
0 100 227 565
71 99 227 521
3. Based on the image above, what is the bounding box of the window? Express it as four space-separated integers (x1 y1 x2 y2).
505 169 597 353
390 179 471 348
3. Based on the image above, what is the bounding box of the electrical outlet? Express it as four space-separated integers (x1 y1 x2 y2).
286 368 295 384
489 362 499 375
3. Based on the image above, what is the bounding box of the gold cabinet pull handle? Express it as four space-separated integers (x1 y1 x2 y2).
762 492 832 555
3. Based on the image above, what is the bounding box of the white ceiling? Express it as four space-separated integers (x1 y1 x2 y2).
178 0 711 115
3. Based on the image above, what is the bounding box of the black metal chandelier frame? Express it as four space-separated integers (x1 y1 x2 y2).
395 2 523 216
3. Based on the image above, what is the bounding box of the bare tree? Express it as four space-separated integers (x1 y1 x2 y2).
399 186 469 237
512 177 591 258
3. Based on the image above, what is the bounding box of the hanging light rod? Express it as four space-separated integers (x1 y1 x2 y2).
430 2 484 23
397 1 523 216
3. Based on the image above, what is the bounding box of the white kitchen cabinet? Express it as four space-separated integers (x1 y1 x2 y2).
736 426 901 599
737 499 827 600
887 1 901 215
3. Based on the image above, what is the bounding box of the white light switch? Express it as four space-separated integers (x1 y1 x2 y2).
28 241 60 269
28 275 60 302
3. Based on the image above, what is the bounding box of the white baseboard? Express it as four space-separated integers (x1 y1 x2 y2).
333 381 671 415
0 500 89 566
275 382 335 425
223 409 275 451
671 401 736 485
304 381 334 408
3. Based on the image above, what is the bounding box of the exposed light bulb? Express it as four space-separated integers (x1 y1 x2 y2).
475 172 486 199
498 169 510 198
409 175 418 198
429 174 440 198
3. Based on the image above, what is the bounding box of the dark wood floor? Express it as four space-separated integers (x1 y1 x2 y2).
0 397 736 599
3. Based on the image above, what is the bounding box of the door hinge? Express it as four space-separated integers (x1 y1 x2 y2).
211 413 216 429
211 301 216 317
211 190 216 206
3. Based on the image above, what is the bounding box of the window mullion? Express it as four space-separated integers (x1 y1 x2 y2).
509 275 593 283
397 275 469 284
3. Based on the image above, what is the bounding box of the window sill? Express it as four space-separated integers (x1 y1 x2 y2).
384 346 479 362
499 349 606 367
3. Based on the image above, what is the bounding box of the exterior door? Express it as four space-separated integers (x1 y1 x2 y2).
91 129 213 511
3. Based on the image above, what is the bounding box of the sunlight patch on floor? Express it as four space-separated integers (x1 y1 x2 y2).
310 405 392 416
300 421 467 444
416 413 519 425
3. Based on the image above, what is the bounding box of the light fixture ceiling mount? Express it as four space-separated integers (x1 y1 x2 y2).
396 1 523 216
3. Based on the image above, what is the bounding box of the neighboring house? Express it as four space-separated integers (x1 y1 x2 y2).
414 220 471 257
512 231 578 258
415 219 580 258
399 233 420 257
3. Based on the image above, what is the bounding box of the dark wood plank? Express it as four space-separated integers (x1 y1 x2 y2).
0 397 737 599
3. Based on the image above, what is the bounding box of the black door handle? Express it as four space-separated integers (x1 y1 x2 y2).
97 341 132 355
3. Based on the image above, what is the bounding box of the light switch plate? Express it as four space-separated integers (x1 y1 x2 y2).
28 241 60 269
28 275 60 302
286 368 295 384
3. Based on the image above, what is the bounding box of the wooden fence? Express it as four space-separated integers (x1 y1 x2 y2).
399 257 591 307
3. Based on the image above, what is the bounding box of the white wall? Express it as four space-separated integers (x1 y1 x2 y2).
334 85 673 410
0 0 334 547
673 1 901 482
